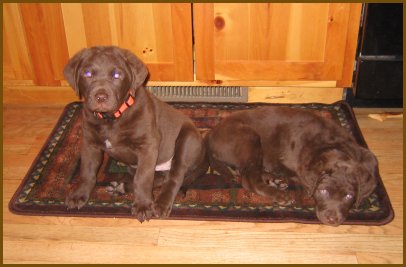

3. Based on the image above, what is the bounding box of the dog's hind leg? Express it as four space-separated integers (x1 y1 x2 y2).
179 146 209 198
241 166 295 206
227 127 294 206
153 123 205 218
208 155 235 181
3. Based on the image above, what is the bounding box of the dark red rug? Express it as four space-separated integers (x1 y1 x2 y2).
9 101 394 225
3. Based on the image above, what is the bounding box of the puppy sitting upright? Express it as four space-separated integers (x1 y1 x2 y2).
206 106 379 226
64 46 207 222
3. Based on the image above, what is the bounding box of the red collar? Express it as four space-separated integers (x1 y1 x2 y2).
95 94 135 120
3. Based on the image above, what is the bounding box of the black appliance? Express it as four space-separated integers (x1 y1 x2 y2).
351 3 403 107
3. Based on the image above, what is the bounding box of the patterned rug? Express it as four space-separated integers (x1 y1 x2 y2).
9 101 394 225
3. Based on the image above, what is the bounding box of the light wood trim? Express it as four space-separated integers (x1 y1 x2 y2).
3 4 34 80
82 4 112 46
194 4 215 81
108 3 119 46
215 61 327 81
61 3 87 57
5 3 360 86
40 4 70 81
146 63 176 81
248 87 343 104
171 4 194 81
4 80 337 88
150 4 175 62
195 3 356 83
3 84 343 106
3 86 78 106
337 3 362 88
147 80 337 87
19 3 69 85
322 3 351 80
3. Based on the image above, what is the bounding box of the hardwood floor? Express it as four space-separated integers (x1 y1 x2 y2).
3 104 403 264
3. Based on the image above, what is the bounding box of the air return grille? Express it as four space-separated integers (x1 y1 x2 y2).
146 86 248 102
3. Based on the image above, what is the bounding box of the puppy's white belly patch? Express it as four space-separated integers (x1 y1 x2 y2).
105 139 173 171
105 139 113 150
155 157 173 171
130 156 173 171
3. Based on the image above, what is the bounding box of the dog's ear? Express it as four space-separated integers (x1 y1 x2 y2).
355 148 379 207
303 153 330 197
306 175 323 197
64 48 91 99
120 48 149 94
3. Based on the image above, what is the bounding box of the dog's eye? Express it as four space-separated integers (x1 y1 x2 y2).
84 70 92 78
112 71 121 79
344 194 354 201
319 189 329 195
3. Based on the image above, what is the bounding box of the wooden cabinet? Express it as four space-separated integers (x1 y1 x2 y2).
4 3 361 89
3 3 193 85
194 3 361 87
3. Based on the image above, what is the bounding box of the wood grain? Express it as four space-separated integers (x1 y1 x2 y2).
19 3 69 85
322 3 350 79
115 3 161 61
215 61 327 81
3 86 78 106
4 3 194 84
4 3 360 86
3 84 343 106
194 3 215 81
2 3 34 81
171 4 194 81
2 104 403 264
284 4 329 61
337 4 362 88
248 87 343 104
82 4 112 46
194 3 361 83
249 3 290 61
61 3 87 57
210 3 329 61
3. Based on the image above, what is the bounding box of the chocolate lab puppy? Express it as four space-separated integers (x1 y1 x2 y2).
206 106 378 226
64 46 207 222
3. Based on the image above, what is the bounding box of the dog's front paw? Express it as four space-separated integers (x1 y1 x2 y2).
131 202 156 223
65 185 93 210
262 173 289 191
106 181 126 196
274 193 295 207
153 201 173 219
276 198 295 207
272 178 289 191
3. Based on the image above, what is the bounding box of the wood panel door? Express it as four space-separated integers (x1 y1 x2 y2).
62 3 193 81
3 3 193 85
194 3 362 86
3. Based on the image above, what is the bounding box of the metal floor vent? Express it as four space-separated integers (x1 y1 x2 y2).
146 86 248 102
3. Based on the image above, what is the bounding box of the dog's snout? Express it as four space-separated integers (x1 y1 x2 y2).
95 90 109 103
324 210 339 225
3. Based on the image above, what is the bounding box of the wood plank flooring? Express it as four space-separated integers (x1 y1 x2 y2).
3 104 403 264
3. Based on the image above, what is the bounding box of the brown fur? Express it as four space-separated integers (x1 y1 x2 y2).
206 106 378 226
64 46 208 222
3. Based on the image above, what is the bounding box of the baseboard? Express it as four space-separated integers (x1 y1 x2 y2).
3 84 344 106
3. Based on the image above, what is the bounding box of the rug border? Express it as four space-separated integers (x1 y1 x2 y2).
8 101 395 226
8 103 82 216
333 100 395 225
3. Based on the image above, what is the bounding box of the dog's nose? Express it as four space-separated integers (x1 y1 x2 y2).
325 210 339 225
95 91 108 103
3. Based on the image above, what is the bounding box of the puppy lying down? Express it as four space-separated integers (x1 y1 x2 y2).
206 106 379 226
